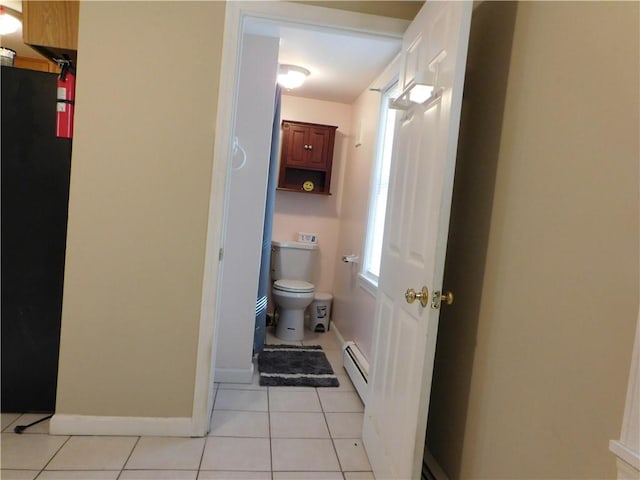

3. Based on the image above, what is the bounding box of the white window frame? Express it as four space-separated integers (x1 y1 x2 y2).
359 78 399 296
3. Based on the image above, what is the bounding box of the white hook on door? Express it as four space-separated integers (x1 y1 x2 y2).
231 136 247 171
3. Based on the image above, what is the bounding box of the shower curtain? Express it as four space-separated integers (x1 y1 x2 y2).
254 85 282 354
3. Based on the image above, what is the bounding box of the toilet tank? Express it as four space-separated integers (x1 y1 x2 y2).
271 240 318 282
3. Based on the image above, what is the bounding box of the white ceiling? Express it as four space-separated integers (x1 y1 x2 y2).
246 18 403 104
1 3 404 105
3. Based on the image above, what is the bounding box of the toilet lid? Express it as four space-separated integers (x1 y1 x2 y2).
273 279 314 293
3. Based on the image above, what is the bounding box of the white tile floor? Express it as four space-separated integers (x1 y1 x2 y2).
1 328 374 480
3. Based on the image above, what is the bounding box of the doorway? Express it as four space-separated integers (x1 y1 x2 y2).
193 1 412 435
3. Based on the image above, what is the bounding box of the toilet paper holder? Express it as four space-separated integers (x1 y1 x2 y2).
342 254 359 263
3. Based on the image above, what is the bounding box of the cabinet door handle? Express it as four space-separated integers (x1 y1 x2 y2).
307 145 313 150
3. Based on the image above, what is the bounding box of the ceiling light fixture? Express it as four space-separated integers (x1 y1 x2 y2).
0 6 21 35
277 64 310 90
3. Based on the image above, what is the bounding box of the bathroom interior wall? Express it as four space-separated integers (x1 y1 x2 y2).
330 64 397 359
273 95 352 295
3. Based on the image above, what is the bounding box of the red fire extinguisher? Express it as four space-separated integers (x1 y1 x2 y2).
56 62 76 138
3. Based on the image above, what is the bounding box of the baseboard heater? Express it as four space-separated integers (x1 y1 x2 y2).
342 341 369 404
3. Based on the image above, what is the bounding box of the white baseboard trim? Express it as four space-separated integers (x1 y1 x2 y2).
331 322 346 347
610 440 640 471
49 414 196 437
214 364 254 384
342 341 369 405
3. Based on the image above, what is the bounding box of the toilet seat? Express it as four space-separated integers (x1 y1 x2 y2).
273 279 314 293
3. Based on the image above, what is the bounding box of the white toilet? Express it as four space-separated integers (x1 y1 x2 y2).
271 240 318 341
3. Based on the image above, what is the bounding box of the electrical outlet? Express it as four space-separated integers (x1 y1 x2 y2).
297 232 317 244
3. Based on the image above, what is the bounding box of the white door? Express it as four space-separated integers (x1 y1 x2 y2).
362 2 472 478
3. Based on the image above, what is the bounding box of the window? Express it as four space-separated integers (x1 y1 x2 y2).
360 81 399 292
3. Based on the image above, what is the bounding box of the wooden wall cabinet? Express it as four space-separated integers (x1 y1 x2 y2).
277 120 337 195
22 1 79 64
14 56 60 73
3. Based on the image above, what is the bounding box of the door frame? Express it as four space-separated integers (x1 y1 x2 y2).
190 1 411 436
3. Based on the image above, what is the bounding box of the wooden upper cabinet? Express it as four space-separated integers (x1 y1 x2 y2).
307 126 334 169
14 56 60 73
22 1 79 62
284 122 311 167
278 120 337 195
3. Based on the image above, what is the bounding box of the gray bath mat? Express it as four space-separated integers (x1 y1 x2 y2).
258 345 339 387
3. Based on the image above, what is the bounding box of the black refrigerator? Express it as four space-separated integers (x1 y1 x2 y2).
1 66 72 412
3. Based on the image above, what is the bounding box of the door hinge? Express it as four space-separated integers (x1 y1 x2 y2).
219 248 224 261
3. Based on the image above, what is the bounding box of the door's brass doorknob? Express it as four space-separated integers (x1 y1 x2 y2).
432 290 454 309
441 291 454 306
405 286 429 308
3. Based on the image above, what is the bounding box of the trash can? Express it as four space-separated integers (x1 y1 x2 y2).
308 292 333 332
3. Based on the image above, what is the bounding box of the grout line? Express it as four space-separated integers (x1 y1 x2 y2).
318 386 345 474
196 422 209 475
210 382 222 410
267 389 273 480
34 433 72 479
197 384 221 476
116 435 141 479
266 356 275 480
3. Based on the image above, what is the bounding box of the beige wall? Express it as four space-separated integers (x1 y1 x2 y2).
427 2 639 478
56 1 224 417
273 95 352 294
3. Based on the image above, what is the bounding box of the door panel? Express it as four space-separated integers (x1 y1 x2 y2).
287 124 309 166
384 119 409 254
308 126 330 168
362 2 472 478
403 33 423 90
